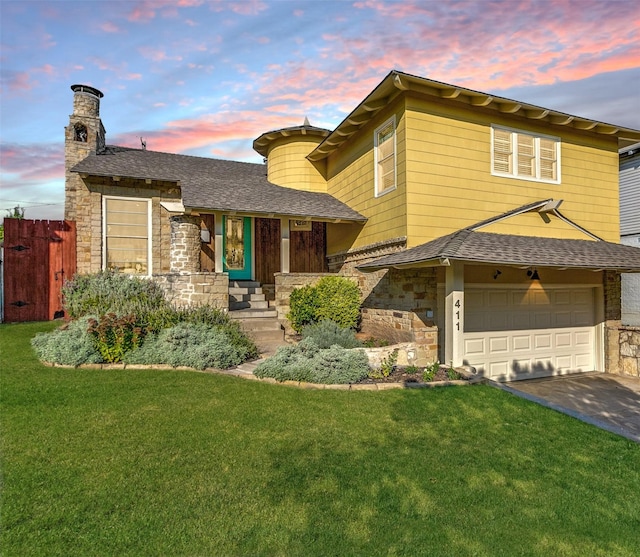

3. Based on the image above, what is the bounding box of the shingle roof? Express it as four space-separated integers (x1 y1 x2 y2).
71 146 366 222
358 229 640 272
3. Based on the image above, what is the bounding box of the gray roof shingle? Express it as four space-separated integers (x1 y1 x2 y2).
358 229 640 271
71 146 366 222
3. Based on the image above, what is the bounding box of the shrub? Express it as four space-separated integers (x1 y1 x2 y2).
301 320 361 349
287 276 361 333
287 285 318 333
138 304 232 335
124 322 257 370
31 317 102 366
369 348 399 380
422 361 440 382
254 339 370 384
63 270 169 320
87 313 143 363
315 276 360 329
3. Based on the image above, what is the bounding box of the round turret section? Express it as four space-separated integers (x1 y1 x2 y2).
253 120 330 192
71 84 104 117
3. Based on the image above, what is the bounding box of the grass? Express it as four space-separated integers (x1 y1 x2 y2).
2 322 640 556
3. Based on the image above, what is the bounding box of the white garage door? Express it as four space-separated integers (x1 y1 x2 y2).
463 287 596 381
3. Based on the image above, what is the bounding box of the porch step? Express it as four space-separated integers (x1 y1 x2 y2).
230 280 261 289
229 300 269 310
229 308 284 344
228 308 278 319
228 280 267 311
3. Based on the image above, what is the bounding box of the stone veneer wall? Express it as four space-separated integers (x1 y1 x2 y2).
328 237 438 354
153 273 229 309
604 271 640 376
616 327 640 377
276 237 438 362
170 215 201 273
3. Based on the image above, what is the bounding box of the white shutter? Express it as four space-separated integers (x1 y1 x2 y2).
516 133 535 177
493 128 512 174
539 138 557 180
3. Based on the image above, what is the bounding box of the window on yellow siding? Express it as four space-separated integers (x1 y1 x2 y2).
103 197 151 275
375 116 396 196
492 125 560 184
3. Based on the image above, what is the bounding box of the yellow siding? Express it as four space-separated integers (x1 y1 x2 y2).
267 137 327 192
326 102 407 251
404 95 620 245
326 222 364 255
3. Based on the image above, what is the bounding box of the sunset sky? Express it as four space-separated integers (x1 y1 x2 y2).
1 0 639 220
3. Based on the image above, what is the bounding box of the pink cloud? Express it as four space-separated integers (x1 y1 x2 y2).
138 46 183 62
3 72 36 93
100 21 120 33
0 143 64 182
289 0 640 96
37 64 55 75
112 110 296 156
227 1 268 16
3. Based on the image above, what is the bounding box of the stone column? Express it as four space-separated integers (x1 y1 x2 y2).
170 215 201 273
445 261 464 367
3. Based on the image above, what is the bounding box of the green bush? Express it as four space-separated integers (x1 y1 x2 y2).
138 303 232 334
287 276 361 333
315 276 361 329
124 322 257 370
31 317 102 367
254 339 370 384
287 285 318 333
63 270 169 320
87 313 143 363
302 320 361 349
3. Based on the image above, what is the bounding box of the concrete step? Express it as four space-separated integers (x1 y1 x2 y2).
229 300 270 311
229 286 263 296
229 292 266 303
237 317 282 331
228 308 278 319
230 280 261 289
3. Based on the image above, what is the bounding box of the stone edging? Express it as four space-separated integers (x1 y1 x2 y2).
41 359 487 390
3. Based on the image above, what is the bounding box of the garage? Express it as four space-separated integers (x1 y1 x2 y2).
463 287 597 381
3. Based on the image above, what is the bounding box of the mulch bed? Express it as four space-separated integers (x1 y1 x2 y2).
358 366 463 384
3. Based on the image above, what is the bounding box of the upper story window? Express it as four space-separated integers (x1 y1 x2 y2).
374 116 396 196
103 196 152 276
492 125 560 184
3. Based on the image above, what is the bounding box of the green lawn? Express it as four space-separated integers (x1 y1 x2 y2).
2 322 639 556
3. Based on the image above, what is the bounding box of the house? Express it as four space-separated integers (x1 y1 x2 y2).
64 72 640 380
620 142 640 326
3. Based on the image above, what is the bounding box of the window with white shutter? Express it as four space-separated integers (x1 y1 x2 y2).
375 116 396 196
491 126 560 184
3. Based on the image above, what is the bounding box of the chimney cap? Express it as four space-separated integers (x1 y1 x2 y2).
71 84 104 98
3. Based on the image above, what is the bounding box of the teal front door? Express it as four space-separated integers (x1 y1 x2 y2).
224 216 252 280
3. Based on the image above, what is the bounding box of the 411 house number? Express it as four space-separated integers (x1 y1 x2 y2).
455 299 462 331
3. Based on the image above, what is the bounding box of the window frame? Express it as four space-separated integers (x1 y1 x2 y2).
374 115 397 197
491 125 561 184
102 195 153 276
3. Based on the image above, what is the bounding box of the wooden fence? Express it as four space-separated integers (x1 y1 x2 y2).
2 219 76 322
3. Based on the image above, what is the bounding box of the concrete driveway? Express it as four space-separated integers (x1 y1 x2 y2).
495 373 640 443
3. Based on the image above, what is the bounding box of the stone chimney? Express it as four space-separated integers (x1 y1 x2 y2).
64 84 105 221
